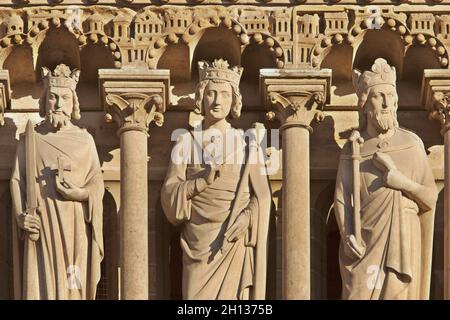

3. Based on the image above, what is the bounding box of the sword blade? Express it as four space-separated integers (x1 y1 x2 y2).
25 120 37 212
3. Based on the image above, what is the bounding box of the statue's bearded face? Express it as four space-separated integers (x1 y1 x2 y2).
365 84 398 133
203 81 233 121
47 86 74 129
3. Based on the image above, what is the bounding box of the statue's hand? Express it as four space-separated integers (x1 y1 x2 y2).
373 151 397 172
204 163 221 185
56 177 89 202
17 212 41 239
373 151 409 190
383 169 409 191
344 235 365 260
224 210 251 243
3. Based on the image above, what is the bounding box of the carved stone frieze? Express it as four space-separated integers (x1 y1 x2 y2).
0 4 447 71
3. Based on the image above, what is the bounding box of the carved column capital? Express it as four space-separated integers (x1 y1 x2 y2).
421 69 450 135
0 70 11 126
99 68 170 136
260 69 331 132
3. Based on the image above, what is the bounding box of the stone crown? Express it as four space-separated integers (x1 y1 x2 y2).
42 64 80 91
198 59 243 87
352 58 396 96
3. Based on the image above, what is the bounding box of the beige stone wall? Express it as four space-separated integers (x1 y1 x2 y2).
0 1 448 299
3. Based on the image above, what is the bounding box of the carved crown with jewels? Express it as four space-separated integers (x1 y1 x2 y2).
42 64 80 91
352 58 396 96
198 59 243 87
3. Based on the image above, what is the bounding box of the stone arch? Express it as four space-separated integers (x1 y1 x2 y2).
35 26 81 77
190 27 242 80
156 42 190 83
0 17 119 75
403 45 441 84
0 22 121 108
27 18 122 69
320 43 353 98
146 13 286 70
145 13 246 68
80 42 116 83
242 32 286 69
240 38 280 107
241 42 278 83
77 32 122 69
1 44 36 100
78 41 117 111
311 16 449 72
0 32 30 66
352 28 405 78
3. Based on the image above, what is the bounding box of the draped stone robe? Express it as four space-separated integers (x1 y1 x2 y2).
10 123 104 300
161 127 271 300
334 128 438 300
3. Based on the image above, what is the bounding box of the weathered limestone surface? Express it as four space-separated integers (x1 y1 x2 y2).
10 64 104 299
0 0 448 300
335 58 438 299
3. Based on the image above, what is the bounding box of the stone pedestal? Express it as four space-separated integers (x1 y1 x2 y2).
422 69 450 299
99 68 169 300
260 69 331 299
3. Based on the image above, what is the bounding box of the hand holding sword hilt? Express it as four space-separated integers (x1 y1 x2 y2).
18 207 41 241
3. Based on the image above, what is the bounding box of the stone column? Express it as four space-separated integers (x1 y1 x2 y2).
260 69 331 299
422 69 450 299
99 69 169 300
0 70 11 126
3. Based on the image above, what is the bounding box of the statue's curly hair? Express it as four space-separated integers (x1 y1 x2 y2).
194 78 242 119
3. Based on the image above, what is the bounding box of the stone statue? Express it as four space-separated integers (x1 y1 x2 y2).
334 58 438 300
10 64 104 300
161 59 272 300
